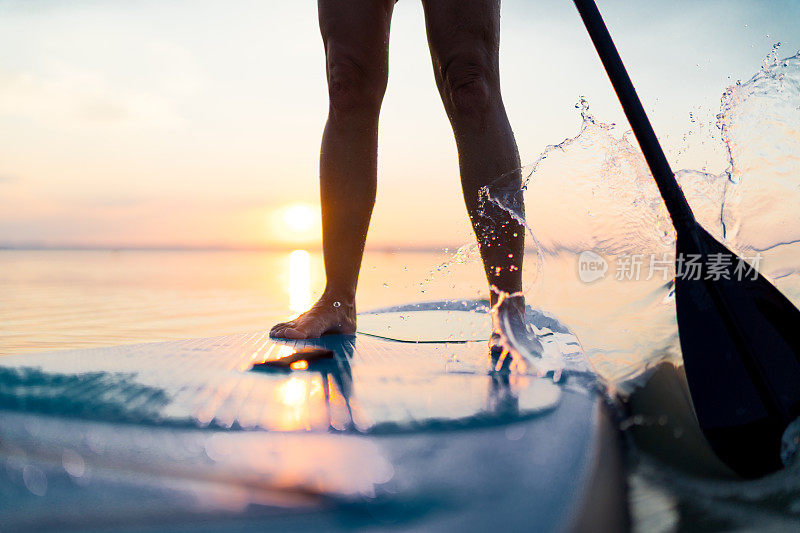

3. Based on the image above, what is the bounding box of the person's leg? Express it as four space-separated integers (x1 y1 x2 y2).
270 0 394 339
421 0 525 315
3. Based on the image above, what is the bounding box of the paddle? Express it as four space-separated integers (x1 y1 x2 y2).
572 0 800 478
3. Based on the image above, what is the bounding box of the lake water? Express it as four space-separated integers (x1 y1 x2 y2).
0 247 688 388
0 249 489 355
4 247 800 530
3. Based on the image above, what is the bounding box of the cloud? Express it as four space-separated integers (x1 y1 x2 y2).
143 41 204 97
0 63 182 129
0 175 18 183
71 195 148 209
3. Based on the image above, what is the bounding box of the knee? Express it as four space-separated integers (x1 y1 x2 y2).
439 55 498 117
326 51 387 117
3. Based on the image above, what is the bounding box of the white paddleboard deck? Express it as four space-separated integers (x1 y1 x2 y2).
0 302 627 531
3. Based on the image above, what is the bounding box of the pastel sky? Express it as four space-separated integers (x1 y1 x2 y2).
1 0 797 249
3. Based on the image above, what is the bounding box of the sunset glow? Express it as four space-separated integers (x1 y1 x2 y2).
272 203 321 244
0 1 794 251
288 249 312 313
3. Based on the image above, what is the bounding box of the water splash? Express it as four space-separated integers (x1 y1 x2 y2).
464 49 800 381
717 46 800 252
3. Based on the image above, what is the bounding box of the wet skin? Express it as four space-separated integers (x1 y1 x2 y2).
271 0 525 340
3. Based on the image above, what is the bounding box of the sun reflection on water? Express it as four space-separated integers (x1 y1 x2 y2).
288 249 311 313
279 377 308 408
273 375 327 431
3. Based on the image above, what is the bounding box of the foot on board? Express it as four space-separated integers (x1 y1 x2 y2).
270 296 356 339
490 295 544 358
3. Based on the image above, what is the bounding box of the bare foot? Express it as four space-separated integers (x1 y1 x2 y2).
269 296 356 339
490 294 544 358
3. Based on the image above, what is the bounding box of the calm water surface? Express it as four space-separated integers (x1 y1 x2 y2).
0 249 486 355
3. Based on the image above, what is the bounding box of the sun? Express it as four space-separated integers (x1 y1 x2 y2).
271 202 321 243
282 203 316 234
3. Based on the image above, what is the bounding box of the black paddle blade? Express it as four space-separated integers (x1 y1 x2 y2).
675 225 800 478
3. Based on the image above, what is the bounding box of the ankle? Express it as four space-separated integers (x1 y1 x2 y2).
319 289 356 312
493 292 525 316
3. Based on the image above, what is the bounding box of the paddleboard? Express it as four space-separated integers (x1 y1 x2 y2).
0 300 627 531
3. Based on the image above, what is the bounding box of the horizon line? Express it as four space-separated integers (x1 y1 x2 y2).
0 243 543 254
0 243 459 254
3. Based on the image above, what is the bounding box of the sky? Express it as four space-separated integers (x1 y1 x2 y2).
0 0 798 250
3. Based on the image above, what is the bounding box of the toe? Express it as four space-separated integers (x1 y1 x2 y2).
270 320 297 336
281 327 307 339
270 324 291 338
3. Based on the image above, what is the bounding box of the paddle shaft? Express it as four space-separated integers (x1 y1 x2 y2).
572 0 696 233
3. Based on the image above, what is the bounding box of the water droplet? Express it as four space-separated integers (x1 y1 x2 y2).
505 425 526 441
62 449 85 478
23 465 47 496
